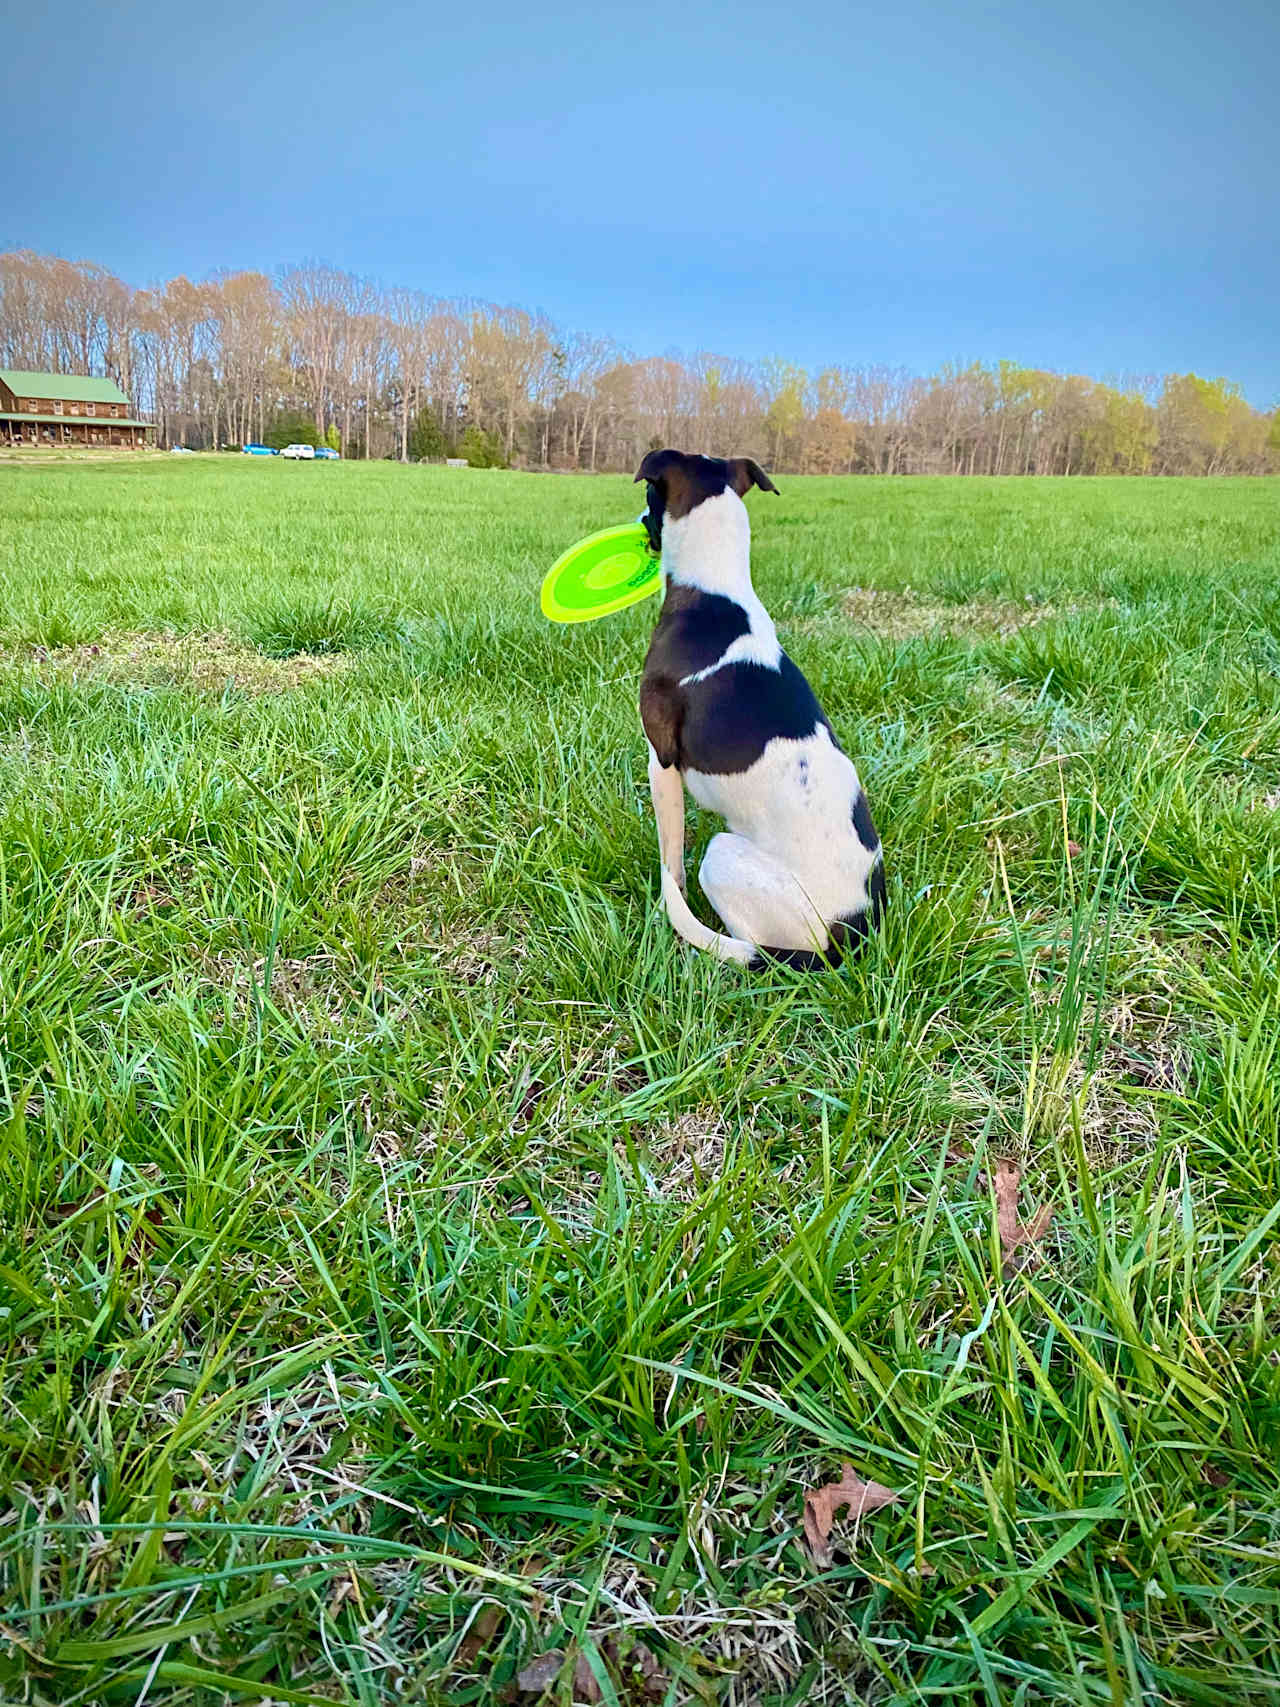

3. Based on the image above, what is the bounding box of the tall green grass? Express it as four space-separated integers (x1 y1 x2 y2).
1 459 1279 1704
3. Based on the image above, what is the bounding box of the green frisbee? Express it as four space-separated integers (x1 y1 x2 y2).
540 523 662 623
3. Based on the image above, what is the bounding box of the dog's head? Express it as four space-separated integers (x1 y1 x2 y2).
634 449 778 555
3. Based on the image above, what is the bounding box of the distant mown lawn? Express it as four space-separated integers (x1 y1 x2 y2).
2 459 1279 1705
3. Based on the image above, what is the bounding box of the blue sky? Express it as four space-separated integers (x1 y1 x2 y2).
6 0 1277 404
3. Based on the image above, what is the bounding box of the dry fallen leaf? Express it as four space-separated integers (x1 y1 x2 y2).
517 1078 548 1121
1067 840 1082 858
47 1190 105 1222
132 882 177 915
802 1463 898 1566
326 1572 358 1617
514 1639 665 1702
626 1641 668 1700
514 1649 601 1702
993 1160 1054 1276
571 1655 602 1703
456 1601 504 1668
516 1650 566 1694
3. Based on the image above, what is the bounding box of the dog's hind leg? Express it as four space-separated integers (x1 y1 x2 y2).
699 833 829 956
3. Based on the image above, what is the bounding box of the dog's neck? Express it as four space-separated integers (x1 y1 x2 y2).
661 491 755 604
657 489 781 673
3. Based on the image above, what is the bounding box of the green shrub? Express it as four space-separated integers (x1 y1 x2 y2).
408 409 450 462
264 411 320 450
459 425 506 468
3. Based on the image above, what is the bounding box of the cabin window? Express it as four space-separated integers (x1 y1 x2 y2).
26 399 36 412
54 400 63 415
86 402 96 417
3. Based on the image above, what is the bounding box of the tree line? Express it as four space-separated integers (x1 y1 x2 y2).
2 250 1276 475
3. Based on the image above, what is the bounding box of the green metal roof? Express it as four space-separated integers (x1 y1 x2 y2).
0 412 148 428
0 369 130 405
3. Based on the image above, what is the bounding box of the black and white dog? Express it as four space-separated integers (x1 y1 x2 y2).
637 448 885 969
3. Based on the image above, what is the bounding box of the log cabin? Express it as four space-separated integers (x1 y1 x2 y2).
0 370 150 448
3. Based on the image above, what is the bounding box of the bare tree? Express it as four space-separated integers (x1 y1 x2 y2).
279 263 356 436
383 287 434 462
422 305 469 450
467 307 556 464
348 308 389 459
762 359 808 469
0 252 50 367
207 271 278 445
549 334 616 468
2 247 1276 477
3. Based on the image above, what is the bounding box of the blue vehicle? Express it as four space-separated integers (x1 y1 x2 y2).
241 443 277 456
314 446 340 460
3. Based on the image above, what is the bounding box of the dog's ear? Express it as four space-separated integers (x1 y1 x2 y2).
635 448 676 485
727 457 779 497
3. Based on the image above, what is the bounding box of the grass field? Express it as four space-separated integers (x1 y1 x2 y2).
2 458 1280 1706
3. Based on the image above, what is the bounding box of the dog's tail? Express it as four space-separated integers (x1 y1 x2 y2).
660 869 756 966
